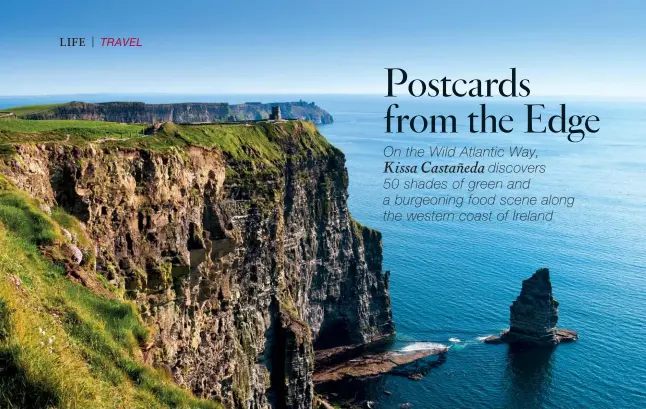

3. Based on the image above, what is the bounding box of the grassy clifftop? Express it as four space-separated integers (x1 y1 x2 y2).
0 103 67 117
0 174 221 408
0 119 336 167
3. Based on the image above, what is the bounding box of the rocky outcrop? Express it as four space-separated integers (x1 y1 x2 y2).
485 268 578 347
18 101 334 124
313 344 447 384
0 122 391 409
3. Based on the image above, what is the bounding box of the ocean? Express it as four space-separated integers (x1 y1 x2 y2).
316 95 646 409
2 94 645 409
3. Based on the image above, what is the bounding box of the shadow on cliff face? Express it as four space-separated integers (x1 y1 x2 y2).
314 320 354 350
264 298 284 409
50 162 89 222
504 344 555 409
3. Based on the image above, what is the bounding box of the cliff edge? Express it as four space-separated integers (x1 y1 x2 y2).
0 118 392 409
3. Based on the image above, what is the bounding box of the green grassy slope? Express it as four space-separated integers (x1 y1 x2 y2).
0 118 146 141
0 175 221 409
0 118 335 166
0 103 68 117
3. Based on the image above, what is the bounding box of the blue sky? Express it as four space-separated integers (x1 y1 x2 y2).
1 0 645 97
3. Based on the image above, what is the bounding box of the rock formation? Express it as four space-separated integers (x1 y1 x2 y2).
14 100 334 124
313 344 447 384
485 268 578 347
0 120 391 409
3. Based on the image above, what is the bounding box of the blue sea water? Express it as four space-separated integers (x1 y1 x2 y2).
315 95 646 409
1 94 645 409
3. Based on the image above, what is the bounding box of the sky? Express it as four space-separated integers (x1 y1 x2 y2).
1 0 645 97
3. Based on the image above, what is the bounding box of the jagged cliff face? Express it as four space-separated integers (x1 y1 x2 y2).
18 101 334 125
0 123 392 409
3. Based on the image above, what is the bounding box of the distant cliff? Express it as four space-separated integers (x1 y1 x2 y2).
10 101 334 124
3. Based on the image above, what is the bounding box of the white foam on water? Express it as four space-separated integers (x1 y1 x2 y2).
448 337 461 343
476 336 491 342
399 342 447 353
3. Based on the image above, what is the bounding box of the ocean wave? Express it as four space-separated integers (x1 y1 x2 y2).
449 337 461 343
399 342 447 353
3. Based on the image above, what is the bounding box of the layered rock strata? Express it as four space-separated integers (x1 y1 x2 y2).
0 121 392 409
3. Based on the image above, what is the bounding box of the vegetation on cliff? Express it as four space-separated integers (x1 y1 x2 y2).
0 119 334 165
0 175 220 409
0 103 67 117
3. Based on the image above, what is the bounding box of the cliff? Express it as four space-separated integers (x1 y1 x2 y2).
0 118 392 409
485 268 577 347
1 101 334 124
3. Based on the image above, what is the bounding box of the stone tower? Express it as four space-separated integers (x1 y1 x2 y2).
270 106 282 121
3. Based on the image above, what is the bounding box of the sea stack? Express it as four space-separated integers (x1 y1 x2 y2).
486 268 578 347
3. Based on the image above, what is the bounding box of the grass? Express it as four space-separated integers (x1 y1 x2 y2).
0 119 147 144
150 121 332 163
0 182 61 246
51 207 92 249
0 118 335 169
0 103 67 117
0 175 221 409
